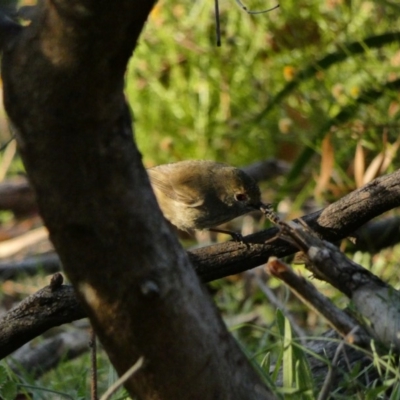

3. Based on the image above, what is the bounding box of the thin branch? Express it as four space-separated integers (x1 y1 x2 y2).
100 357 144 400
266 258 371 346
0 252 60 280
252 271 307 342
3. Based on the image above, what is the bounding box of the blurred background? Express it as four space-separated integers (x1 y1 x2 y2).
0 0 399 398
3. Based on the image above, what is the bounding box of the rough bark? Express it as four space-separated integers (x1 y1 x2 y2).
0 280 85 359
0 2 274 399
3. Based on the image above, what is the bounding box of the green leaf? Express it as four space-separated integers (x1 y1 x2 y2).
282 316 294 389
0 365 8 387
0 381 17 400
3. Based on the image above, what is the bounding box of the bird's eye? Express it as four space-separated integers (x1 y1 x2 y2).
235 193 248 202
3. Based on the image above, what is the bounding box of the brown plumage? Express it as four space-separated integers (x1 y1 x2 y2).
148 160 268 232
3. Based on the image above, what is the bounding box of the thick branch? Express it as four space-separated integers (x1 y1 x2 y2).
0 280 85 359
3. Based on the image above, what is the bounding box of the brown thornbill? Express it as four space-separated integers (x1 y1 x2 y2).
147 160 272 236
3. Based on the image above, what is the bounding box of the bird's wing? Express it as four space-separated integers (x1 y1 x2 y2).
147 168 204 208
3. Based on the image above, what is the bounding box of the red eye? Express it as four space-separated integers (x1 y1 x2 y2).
235 193 248 202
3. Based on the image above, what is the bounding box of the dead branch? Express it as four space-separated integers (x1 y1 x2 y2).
192 169 400 281
353 216 400 253
0 273 85 359
0 170 398 283
1 168 398 284
283 222 400 351
0 252 60 280
8 329 89 378
0 177 37 217
266 258 371 346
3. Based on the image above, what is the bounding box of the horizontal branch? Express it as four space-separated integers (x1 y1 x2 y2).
0 253 60 280
1 169 399 284
0 274 85 359
192 169 400 281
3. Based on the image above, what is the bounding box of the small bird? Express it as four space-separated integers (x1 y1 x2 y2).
147 160 271 236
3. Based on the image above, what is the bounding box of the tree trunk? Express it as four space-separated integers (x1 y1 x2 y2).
0 2 274 399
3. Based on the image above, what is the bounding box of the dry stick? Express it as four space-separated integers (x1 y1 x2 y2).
100 357 144 400
252 270 307 342
235 0 279 14
0 252 60 280
266 258 371 346
90 328 98 400
0 135 15 153
0 172 399 361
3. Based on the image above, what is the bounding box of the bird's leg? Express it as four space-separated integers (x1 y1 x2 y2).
209 227 244 242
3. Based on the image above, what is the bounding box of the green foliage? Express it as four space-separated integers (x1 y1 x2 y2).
275 311 315 399
0 364 18 400
126 0 400 206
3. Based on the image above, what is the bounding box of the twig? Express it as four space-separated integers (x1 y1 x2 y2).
100 357 144 400
252 270 307 342
0 252 60 280
266 258 371 346
235 0 279 14
90 328 98 400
